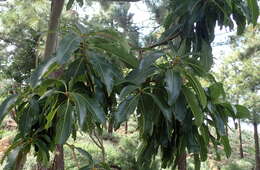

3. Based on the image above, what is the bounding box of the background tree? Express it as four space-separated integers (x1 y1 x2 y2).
217 24 260 169
0 0 258 170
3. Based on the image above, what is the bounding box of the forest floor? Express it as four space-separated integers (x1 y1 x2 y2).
0 117 257 170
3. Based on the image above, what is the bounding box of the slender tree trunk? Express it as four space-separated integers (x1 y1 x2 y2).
43 0 65 60
178 152 186 170
37 0 65 170
125 121 128 134
108 118 113 134
253 122 260 170
238 119 244 158
51 144 64 170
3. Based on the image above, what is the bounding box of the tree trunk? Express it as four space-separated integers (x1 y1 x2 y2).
253 122 260 170
108 118 113 134
51 144 64 170
37 0 65 170
178 152 186 170
125 121 128 134
238 119 244 158
43 0 65 60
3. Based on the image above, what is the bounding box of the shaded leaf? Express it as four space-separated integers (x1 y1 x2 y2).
165 69 182 106
182 86 203 126
185 72 207 108
0 94 18 125
119 85 139 100
235 105 251 119
148 93 172 123
55 102 73 144
56 33 81 64
30 57 58 88
114 95 139 129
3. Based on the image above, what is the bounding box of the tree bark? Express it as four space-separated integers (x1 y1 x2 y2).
178 152 186 170
238 119 244 158
43 0 65 60
253 122 260 170
51 144 64 170
37 0 65 170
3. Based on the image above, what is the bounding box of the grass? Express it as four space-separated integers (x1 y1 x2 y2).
0 118 258 169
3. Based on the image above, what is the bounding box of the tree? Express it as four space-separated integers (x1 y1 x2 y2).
0 0 258 170
217 25 260 169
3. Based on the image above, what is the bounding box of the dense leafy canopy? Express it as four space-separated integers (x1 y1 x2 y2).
0 0 259 169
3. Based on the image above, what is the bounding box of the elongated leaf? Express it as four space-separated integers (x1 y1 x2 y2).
56 33 81 64
185 72 207 108
70 92 106 124
70 93 87 128
235 105 251 119
3 146 24 170
182 86 203 126
19 98 40 135
55 102 73 144
66 0 75 10
173 93 187 122
119 85 139 100
247 0 259 25
114 95 140 129
139 51 164 70
90 54 122 95
199 40 213 72
221 136 231 158
30 57 58 88
0 94 18 125
125 66 158 85
208 82 225 101
214 113 225 136
165 69 182 106
95 43 138 68
148 93 172 123
75 147 93 165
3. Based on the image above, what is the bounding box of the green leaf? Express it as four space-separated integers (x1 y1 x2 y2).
165 69 182 106
214 113 226 136
3 146 24 170
208 82 225 101
114 95 140 129
19 98 40 135
182 86 203 126
138 94 159 137
69 92 87 128
139 51 164 70
185 72 207 108
235 105 251 119
148 93 172 123
55 102 73 144
75 147 93 165
221 136 231 158
56 33 81 64
70 92 106 125
173 93 187 122
247 0 259 25
30 57 58 88
0 94 18 125
199 40 213 72
90 54 122 95
119 85 139 100
66 0 75 10
187 131 200 153
76 0 83 6
125 66 158 85
94 43 138 68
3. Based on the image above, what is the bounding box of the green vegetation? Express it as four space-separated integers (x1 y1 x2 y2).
0 0 259 169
